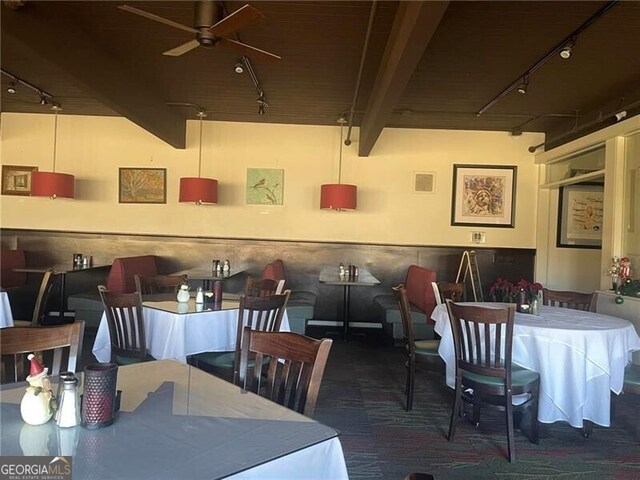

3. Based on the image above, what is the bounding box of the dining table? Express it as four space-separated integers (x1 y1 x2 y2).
92 297 291 364
0 359 349 479
431 302 640 428
0 291 14 328
319 266 380 337
13 263 109 315
173 263 248 290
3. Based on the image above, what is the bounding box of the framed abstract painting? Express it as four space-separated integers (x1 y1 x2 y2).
451 164 517 228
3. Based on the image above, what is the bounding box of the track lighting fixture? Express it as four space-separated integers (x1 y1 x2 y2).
7 82 17 94
234 58 245 74
516 77 529 95
560 37 575 59
1 69 56 106
257 93 268 115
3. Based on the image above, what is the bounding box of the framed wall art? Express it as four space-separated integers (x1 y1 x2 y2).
557 183 603 248
451 164 517 228
2 165 38 196
119 168 166 204
246 168 284 205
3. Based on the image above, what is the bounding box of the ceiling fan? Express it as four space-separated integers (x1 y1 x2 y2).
118 1 281 62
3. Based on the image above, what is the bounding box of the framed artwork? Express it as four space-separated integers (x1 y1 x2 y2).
2 165 38 196
246 168 284 205
451 164 517 228
557 183 603 248
119 168 166 204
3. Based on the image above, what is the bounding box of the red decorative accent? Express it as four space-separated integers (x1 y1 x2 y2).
179 177 218 204
320 184 357 210
27 354 45 377
31 171 75 199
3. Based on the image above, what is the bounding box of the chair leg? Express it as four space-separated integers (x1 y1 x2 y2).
582 420 593 439
448 381 462 441
405 359 415 411
530 386 539 444
505 392 515 463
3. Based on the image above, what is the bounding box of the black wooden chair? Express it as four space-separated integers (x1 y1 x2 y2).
13 270 55 327
191 291 290 383
237 326 332 417
1 322 85 383
542 288 595 311
98 285 154 365
393 284 440 411
446 300 540 462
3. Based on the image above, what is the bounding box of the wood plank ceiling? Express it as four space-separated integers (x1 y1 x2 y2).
2 1 639 154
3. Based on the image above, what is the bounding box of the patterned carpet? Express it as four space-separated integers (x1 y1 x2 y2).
313 338 640 480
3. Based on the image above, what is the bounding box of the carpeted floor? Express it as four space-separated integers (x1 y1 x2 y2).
312 337 640 480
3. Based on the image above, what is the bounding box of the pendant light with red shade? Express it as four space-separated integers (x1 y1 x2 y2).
320 116 357 211
31 104 75 199
179 109 218 205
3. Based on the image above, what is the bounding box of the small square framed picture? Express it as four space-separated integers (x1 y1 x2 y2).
2 165 38 196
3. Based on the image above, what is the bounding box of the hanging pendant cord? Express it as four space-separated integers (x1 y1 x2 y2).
338 119 345 184
197 113 204 178
52 107 59 173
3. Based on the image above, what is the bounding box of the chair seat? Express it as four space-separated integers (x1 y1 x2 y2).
624 364 640 387
115 353 155 365
463 364 539 388
192 351 270 369
414 339 440 356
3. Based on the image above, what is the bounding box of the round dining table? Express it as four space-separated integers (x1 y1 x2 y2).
431 302 640 428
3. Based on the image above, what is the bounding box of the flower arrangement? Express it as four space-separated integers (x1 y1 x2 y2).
516 278 544 303
489 277 542 303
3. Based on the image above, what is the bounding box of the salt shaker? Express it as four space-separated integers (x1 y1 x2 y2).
223 259 230 272
55 373 80 428
531 297 539 315
338 263 345 277
195 287 204 304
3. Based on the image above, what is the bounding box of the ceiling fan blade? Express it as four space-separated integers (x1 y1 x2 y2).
118 5 198 34
220 38 281 62
163 39 201 57
207 4 263 38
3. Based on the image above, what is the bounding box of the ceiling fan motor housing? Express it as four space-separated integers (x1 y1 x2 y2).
195 1 221 46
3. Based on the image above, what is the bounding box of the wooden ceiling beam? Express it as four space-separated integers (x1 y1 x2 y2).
1 4 186 149
358 1 449 157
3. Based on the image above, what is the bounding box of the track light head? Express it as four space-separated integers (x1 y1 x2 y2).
560 45 572 59
516 77 529 95
7 82 17 94
234 58 244 74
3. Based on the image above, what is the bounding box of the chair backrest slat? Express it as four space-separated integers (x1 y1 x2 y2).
0 322 85 383
392 284 415 356
238 326 332 417
30 270 56 326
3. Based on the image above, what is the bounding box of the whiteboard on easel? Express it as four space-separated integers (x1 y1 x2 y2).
455 250 483 302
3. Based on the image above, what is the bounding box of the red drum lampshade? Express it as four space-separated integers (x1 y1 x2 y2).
179 177 218 204
320 184 357 210
31 171 75 199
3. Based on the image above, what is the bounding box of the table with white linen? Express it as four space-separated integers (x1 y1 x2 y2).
431 303 640 428
92 298 291 364
0 359 349 480
0 291 14 327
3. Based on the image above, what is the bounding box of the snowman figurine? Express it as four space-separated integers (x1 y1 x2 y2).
20 354 55 426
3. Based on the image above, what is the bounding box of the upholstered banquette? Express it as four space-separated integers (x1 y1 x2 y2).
262 259 316 334
373 265 437 343
67 255 159 329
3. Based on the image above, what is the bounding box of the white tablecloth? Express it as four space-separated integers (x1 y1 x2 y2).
92 306 291 364
0 292 14 328
431 303 640 428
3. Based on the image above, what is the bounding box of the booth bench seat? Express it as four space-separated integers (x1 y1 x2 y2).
68 255 159 329
374 265 437 344
262 259 316 335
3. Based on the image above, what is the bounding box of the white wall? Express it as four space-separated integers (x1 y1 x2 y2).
1 113 543 248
